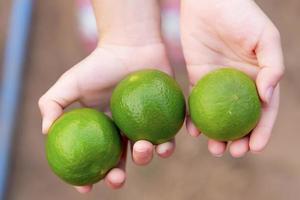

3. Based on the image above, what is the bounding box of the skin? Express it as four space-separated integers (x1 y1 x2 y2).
181 0 284 157
39 0 175 193
39 0 285 193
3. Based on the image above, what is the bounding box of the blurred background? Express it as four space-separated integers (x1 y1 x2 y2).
0 0 299 199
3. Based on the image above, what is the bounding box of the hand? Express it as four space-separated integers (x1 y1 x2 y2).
181 0 284 157
38 42 175 193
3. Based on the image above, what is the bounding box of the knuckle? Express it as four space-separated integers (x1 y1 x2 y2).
261 65 285 81
273 67 285 79
270 27 281 41
38 96 44 107
38 95 47 109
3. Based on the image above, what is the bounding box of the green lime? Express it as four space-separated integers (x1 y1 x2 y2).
189 68 261 141
46 108 122 186
110 69 186 144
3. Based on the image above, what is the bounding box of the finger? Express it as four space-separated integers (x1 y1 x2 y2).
249 86 280 153
208 139 227 157
105 168 126 190
187 64 259 87
229 137 250 158
105 137 128 189
74 185 92 194
155 139 175 158
38 100 64 134
132 140 154 165
186 116 201 137
38 69 79 134
255 25 284 103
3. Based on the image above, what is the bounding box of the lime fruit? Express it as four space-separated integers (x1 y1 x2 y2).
110 69 186 144
46 108 122 186
189 68 261 141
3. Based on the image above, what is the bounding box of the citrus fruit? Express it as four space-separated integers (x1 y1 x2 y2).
189 68 261 141
110 69 186 144
46 108 122 186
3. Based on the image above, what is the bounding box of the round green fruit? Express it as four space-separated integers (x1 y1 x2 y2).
46 108 122 186
110 69 186 144
189 68 261 141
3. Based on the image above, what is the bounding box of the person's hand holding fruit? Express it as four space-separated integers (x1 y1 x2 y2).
181 0 284 157
39 0 176 193
39 0 285 194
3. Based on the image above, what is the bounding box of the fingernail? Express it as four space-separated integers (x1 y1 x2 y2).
265 87 274 103
109 170 125 184
135 145 149 154
157 145 169 155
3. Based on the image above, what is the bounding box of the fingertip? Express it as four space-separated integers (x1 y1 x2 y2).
256 68 282 104
249 120 274 154
156 139 175 158
249 132 269 153
250 86 279 154
39 98 64 134
39 97 50 134
229 137 249 158
42 119 51 134
186 117 200 137
249 145 265 154
105 168 126 189
74 185 93 194
134 140 153 153
133 140 154 165
38 95 47 116
208 140 227 157
249 122 274 154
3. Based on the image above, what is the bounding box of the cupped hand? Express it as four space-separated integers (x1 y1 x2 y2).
38 42 175 193
181 0 284 157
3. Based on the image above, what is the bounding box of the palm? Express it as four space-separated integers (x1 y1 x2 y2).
72 44 172 109
184 21 262 85
181 0 271 81
181 0 283 157
39 42 175 192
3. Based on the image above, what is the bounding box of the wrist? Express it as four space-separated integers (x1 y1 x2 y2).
99 21 162 46
93 0 163 46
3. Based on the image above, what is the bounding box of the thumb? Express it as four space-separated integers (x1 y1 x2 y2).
255 25 284 103
38 69 80 134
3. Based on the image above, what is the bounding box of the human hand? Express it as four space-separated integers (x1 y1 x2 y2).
39 13 175 193
38 41 175 193
181 0 284 157
39 0 175 193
